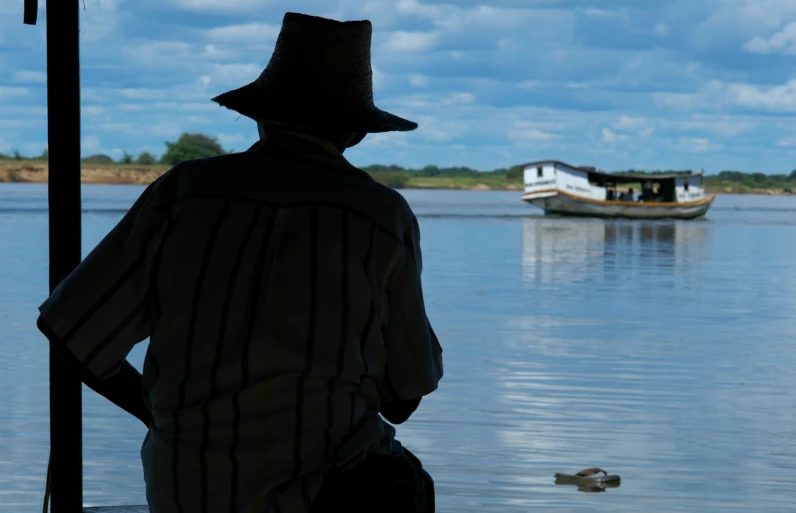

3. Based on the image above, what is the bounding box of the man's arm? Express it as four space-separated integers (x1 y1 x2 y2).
377 213 443 420
36 178 166 429
39 318 151 428
382 397 421 425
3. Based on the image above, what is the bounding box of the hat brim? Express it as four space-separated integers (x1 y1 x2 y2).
211 83 418 133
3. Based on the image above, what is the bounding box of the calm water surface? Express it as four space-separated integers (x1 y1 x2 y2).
1 184 795 512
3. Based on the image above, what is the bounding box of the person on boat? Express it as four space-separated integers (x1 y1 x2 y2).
36 12 442 513
642 180 653 202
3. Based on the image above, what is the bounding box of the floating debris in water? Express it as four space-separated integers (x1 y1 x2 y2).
554 467 621 493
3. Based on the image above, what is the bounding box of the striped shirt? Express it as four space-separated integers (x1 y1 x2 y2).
37 134 444 513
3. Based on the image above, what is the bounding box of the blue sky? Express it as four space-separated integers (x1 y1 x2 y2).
2 0 796 173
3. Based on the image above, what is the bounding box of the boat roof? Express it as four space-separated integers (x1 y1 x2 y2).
521 160 703 181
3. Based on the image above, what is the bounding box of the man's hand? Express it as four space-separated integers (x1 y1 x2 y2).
40 317 152 428
85 360 151 428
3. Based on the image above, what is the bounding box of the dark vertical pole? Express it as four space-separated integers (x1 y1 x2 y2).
46 0 83 512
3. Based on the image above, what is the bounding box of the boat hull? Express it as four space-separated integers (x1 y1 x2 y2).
522 191 714 220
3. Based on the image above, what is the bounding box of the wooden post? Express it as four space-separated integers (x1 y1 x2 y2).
45 0 84 511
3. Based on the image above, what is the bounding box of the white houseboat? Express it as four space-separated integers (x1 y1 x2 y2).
521 160 715 219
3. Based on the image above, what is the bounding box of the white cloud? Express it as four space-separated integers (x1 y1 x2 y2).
651 80 730 110
706 0 796 33
677 137 721 153
609 116 658 139
216 132 252 150
393 0 548 34
602 128 628 143
382 31 437 52
409 74 430 87
435 5 536 31
185 115 213 124
123 41 193 68
509 128 556 141
122 40 238 71
12 70 46 83
516 80 541 89
202 44 237 60
653 23 670 37
205 22 280 43
97 122 142 136
565 81 594 89
777 135 796 147
729 79 796 111
0 87 30 99
413 115 464 142
81 135 103 153
206 63 261 87
372 66 386 90
441 92 475 105
151 121 183 137
497 37 512 49
82 106 105 116
394 0 446 20
107 147 126 159
92 0 121 9
580 8 630 23
78 0 123 43
612 116 647 130
357 131 410 149
744 21 796 55
671 117 753 137
172 0 264 11
508 120 563 144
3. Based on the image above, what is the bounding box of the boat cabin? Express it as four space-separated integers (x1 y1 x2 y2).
523 160 708 204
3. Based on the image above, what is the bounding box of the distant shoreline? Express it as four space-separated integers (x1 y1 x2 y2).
0 161 792 195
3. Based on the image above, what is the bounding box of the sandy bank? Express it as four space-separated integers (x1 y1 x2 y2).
0 162 165 185
0 162 790 194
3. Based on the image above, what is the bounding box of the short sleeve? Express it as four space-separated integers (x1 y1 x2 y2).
37 179 167 380
379 214 443 402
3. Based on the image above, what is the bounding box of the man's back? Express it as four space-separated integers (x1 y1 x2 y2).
138 135 442 511
37 12 441 513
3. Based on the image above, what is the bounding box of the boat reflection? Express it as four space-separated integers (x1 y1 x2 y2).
522 217 708 286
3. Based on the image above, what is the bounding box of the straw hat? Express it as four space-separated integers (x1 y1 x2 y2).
211 12 418 133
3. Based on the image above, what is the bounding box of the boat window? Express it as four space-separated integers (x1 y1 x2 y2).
684 178 689 191
537 166 543 177
587 174 603 187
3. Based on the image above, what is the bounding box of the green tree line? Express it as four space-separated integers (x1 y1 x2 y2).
0 133 229 167
3 132 796 190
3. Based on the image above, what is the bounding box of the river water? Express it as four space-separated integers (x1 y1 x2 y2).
1 184 795 512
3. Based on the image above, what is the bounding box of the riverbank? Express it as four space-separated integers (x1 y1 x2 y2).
0 161 524 190
0 161 792 194
0 161 163 185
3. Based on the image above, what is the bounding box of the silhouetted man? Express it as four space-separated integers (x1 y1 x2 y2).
37 12 442 513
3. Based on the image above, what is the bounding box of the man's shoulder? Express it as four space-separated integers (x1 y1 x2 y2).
337 164 417 237
156 152 416 236
349 166 413 213
167 152 252 173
